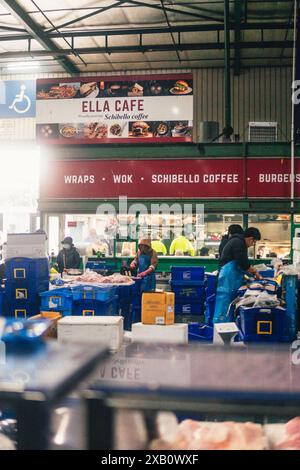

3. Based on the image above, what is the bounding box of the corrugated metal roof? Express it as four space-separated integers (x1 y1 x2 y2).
0 0 295 74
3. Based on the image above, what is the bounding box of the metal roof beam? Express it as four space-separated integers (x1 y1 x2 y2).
46 1 127 33
160 0 181 62
0 0 79 75
124 0 225 22
0 40 293 58
0 21 292 42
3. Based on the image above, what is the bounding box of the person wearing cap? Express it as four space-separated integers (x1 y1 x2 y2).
57 236 81 274
130 239 158 292
213 227 262 323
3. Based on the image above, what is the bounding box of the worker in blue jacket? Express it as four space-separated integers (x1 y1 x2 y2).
213 227 262 323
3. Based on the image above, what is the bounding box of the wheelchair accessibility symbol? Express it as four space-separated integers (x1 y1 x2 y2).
8 84 31 114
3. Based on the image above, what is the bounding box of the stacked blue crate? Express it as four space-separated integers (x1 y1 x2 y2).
40 287 73 316
130 278 143 328
281 274 298 341
236 306 290 343
117 284 133 330
0 286 4 316
170 266 206 321
71 283 118 317
40 284 119 317
72 297 119 316
5 258 49 318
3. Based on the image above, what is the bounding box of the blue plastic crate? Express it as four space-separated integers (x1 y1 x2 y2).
5 257 49 281
41 306 72 317
175 301 204 316
72 296 119 316
188 322 213 342
131 306 141 325
205 294 216 326
206 273 218 296
6 279 49 302
5 299 40 318
171 282 205 301
117 284 133 303
171 266 205 282
281 274 298 341
71 284 117 302
0 287 4 315
40 287 73 311
237 306 288 343
85 260 117 271
258 269 275 278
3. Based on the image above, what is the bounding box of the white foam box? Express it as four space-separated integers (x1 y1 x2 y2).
57 316 124 351
6 233 47 259
293 237 300 251
132 322 188 344
293 250 300 264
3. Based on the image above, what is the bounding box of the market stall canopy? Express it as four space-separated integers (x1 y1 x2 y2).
0 0 295 73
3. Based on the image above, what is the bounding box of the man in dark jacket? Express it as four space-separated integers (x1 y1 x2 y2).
218 224 244 257
214 227 262 323
219 227 262 278
57 237 81 273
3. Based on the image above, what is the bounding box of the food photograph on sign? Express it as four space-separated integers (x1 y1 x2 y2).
36 74 193 144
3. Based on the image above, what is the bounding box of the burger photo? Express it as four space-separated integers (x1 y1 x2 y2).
131 121 150 137
171 80 190 94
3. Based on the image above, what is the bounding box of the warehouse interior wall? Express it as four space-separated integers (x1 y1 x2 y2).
193 66 292 142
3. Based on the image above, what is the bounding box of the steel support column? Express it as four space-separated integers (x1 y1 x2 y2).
224 0 233 140
234 0 241 76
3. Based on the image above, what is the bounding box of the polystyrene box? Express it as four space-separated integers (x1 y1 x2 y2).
57 316 124 351
293 237 300 251
6 233 47 259
132 322 188 344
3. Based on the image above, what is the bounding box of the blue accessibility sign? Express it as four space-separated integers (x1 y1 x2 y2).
0 80 36 118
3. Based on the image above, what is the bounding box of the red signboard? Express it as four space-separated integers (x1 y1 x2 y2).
40 158 300 200
40 159 244 199
246 159 300 198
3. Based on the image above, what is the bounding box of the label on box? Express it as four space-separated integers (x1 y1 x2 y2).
167 306 174 313
183 272 191 280
156 317 165 325
183 305 191 314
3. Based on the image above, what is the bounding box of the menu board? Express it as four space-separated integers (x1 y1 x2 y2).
36 73 193 144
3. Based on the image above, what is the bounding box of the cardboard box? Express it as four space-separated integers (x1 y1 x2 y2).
142 292 174 325
57 316 123 351
29 311 62 338
132 322 188 344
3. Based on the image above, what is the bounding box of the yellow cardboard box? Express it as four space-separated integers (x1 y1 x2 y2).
142 292 175 325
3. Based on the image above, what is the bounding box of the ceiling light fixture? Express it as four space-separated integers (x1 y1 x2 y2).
6 60 40 70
